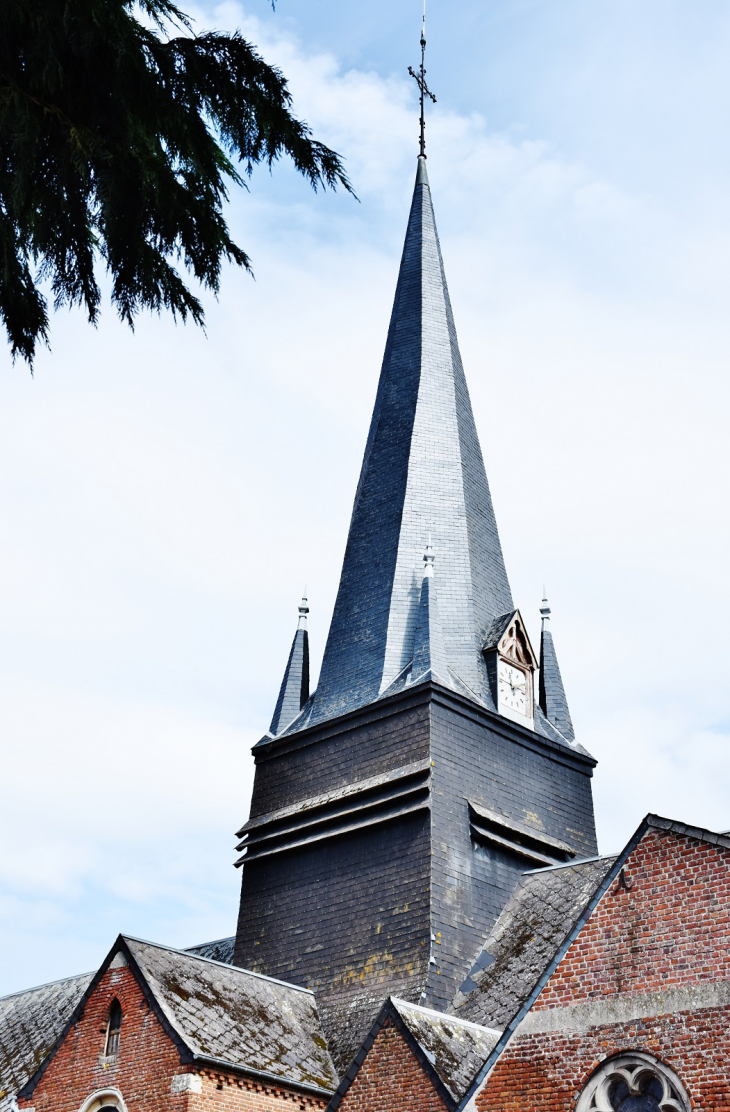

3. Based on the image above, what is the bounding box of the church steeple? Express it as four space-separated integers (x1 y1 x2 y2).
268 596 310 736
538 596 575 743
307 156 513 728
235 155 598 1071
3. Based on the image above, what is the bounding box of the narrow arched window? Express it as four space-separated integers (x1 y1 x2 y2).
104 999 122 1059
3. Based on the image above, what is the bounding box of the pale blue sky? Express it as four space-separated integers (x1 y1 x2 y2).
2 2 730 995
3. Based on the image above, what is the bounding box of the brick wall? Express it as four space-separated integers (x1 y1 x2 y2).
18 964 329 1112
18 964 187 1112
476 828 730 1111
477 1013 730 1112
336 1018 448 1112
191 1070 327 1112
534 830 730 1007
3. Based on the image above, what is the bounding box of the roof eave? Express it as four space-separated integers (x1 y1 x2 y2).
190 1052 335 1098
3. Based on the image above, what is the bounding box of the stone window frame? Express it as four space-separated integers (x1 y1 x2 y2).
576 1051 690 1112
78 1087 128 1112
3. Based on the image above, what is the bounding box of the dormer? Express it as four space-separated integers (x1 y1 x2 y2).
483 610 538 730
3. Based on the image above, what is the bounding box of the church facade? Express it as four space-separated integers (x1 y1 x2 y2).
1 157 728 1112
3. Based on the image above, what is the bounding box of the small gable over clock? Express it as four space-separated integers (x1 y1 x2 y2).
483 610 537 729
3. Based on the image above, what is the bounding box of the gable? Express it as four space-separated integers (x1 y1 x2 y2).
19 958 185 1112
451 855 616 1029
18 935 336 1110
467 818 730 1112
329 998 498 1112
482 611 537 670
458 814 730 1109
532 823 730 1013
334 1016 450 1112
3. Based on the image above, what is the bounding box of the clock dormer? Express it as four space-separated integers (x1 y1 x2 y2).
483 610 537 730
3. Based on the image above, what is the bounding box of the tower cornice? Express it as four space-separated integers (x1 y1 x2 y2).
251 677 596 773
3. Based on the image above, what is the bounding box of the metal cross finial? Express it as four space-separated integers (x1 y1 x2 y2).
408 4 437 158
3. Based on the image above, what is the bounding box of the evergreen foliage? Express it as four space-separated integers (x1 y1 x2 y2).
0 0 352 365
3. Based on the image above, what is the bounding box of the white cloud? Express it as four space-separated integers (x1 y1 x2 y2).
2 2 730 993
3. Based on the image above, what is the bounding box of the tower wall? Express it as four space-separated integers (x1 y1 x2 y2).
234 685 597 1066
246 693 432 820
427 691 597 1010
235 815 431 1001
235 693 434 992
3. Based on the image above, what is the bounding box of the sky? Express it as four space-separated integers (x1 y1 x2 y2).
2 0 730 995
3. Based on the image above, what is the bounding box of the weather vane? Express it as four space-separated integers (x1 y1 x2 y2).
408 3 437 158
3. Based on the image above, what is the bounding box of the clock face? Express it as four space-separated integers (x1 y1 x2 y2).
498 660 529 716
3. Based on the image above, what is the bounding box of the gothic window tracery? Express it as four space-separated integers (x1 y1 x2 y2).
498 619 532 668
576 1053 690 1112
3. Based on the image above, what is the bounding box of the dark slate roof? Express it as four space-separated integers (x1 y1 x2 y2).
534 704 591 756
184 936 235 964
0 972 92 1111
305 155 513 729
269 602 310 736
450 856 617 1029
411 559 450 686
392 999 499 1102
481 611 517 652
125 937 337 1093
539 625 575 743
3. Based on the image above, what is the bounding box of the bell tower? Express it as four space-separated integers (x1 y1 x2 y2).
233 155 597 1072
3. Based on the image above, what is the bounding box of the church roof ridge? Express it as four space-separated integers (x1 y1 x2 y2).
521 851 616 875
391 995 501 1036
121 934 317 994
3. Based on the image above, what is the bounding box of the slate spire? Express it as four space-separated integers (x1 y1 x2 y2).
308 156 513 727
269 596 310 736
538 596 575 743
411 541 449 685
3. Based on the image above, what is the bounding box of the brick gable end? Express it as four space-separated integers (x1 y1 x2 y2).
17 963 330 1112
536 830 730 1008
18 964 187 1112
337 1018 449 1112
476 828 730 1112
